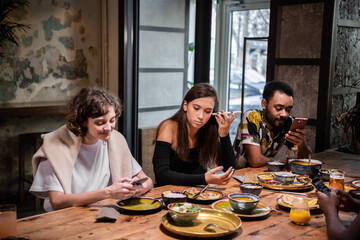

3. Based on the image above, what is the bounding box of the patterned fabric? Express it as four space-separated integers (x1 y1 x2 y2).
233 109 293 168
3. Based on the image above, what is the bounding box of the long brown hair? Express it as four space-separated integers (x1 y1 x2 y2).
66 87 122 137
157 83 219 168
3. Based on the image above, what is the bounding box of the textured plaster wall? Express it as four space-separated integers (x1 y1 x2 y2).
330 0 360 147
0 0 102 201
277 3 323 59
274 2 324 152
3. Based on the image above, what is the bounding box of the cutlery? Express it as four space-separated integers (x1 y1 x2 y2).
203 223 234 232
192 184 209 199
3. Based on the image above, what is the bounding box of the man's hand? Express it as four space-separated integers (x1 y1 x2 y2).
285 128 306 146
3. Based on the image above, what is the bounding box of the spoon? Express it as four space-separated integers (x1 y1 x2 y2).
308 154 312 165
203 223 235 233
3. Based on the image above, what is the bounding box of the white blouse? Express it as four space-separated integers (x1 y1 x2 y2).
30 140 141 211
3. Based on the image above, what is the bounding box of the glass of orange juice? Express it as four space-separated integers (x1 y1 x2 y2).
0 204 17 238
329 171 345 190
289 199 310 225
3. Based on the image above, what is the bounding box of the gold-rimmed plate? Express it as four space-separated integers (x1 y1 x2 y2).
115 197 162 215
161 208 241 238
257 172 313 191
211 199 271 218
276 194 319 210
352 180 360 188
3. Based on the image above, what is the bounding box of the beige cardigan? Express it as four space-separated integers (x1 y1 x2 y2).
32 125 133 194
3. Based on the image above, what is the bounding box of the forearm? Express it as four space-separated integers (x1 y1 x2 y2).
324 211 347 240
219 135 236 169
49 188 109 210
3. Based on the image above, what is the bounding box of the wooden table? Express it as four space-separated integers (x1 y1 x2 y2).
17 150 359 239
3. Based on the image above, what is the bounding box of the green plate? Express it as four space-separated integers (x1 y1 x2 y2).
116 197 162 215
211 199 270 218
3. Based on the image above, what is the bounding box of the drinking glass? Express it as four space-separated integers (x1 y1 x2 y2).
289 199 310 225
243 172 258 184
329 171 345 190
0 204 17 238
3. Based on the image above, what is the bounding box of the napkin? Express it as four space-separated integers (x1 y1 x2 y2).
96 207 119 222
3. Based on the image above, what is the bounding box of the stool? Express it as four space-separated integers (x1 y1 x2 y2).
18 132 46 210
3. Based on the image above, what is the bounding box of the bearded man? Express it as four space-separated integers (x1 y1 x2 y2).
233 81 312 168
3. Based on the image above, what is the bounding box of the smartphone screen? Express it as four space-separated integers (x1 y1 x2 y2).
132 177 148 185
289 118 308 131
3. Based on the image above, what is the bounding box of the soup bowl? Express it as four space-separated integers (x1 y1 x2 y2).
289 159 322 178
266 161 286 172
273 172 296 184
162 191 188 208
167 202 201 224
228 193 259 214
240 183 263 196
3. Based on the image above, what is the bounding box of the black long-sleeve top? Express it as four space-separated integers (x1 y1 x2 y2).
152 135 236 186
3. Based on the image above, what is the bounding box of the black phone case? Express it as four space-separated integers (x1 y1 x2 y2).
311 175 331 196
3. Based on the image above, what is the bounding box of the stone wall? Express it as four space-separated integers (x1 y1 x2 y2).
330 0 360 147
0 0 102 202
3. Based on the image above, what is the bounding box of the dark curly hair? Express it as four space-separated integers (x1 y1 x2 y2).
66 87 122 137
263 81 294 102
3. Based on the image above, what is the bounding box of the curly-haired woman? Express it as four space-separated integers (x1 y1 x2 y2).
30 87 152 211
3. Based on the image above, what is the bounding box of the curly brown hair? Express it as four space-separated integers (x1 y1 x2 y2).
66 87 122 137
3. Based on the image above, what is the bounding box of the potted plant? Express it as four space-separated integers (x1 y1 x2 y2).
338 103 360 154
0 0 30 57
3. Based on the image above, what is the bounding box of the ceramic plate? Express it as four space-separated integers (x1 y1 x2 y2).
161 208 241 238
182 188 225 204
324 182 356 192
116 197 162 215
276 194 319 210
211 199 271 218
352 180 360 188
257 172 313 191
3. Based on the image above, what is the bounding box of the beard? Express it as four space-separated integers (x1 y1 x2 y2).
263 109 287 131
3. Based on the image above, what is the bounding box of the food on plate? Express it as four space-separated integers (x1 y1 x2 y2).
186 187 220 200
278 194 318 208
169 202 201 213
265 179 282 185
258 174 274 182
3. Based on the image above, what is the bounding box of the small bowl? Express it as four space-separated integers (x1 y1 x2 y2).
289 159 323 178
240 183 263 196
162 191 188 207
319 169 345 182
228 193 259 214
274 172 295 184
167 202 200 224
266 161 285 172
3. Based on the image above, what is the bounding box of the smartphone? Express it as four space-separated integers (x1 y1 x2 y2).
311 175 331 196
132 177 148 185
289 117 308 131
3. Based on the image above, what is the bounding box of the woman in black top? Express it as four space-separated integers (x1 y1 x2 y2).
153 83 236 186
